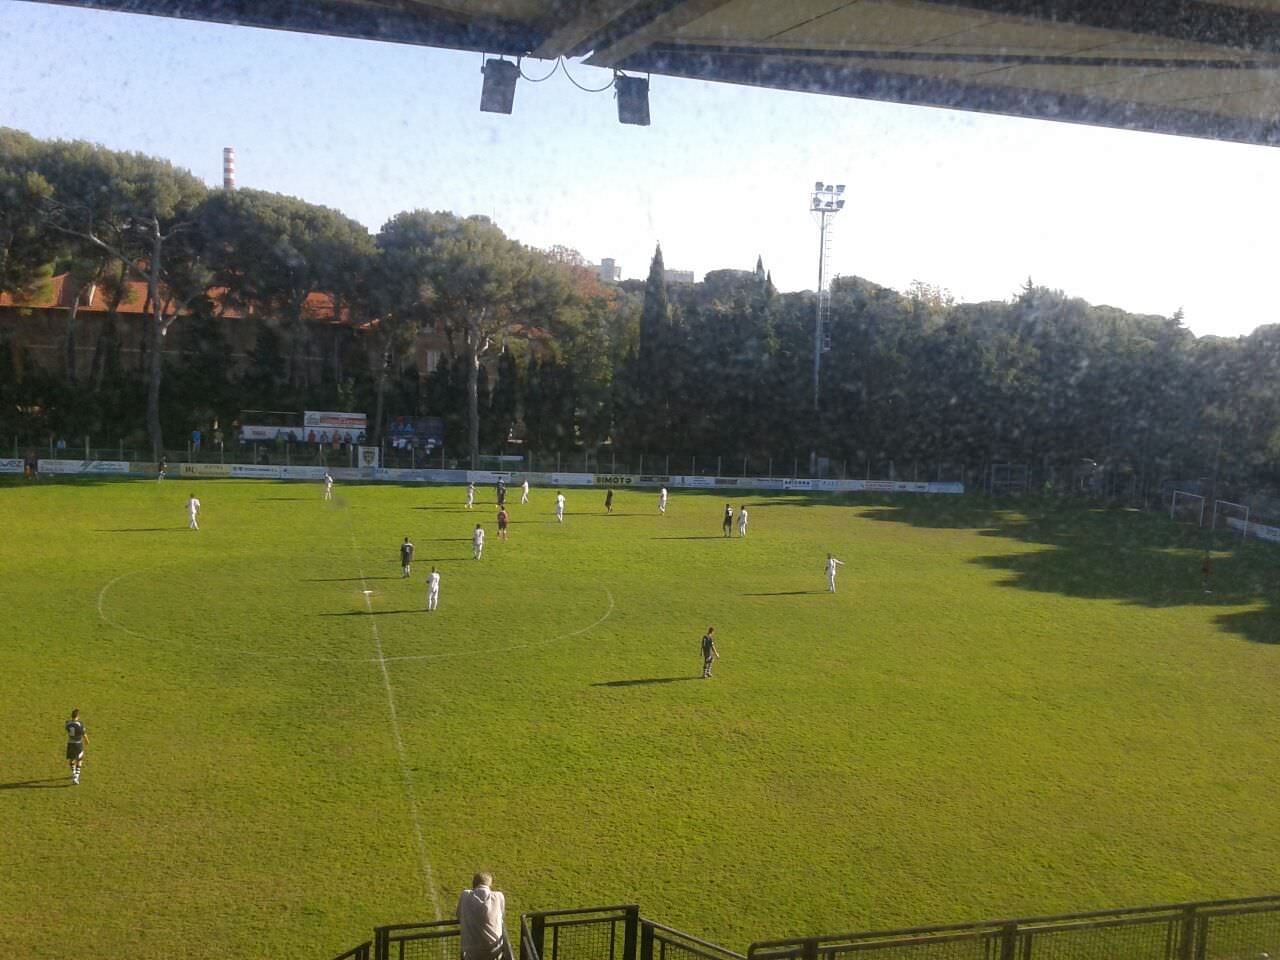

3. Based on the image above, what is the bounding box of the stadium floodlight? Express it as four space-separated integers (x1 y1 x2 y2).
615 74 650 125
480 58 519 114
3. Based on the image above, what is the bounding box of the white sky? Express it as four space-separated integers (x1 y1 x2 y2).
3 1 1278 338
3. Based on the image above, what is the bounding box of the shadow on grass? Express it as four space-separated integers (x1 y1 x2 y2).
95 527 186 533
318 609 423 617
256 497 313 502
743 590 824 596
302 576 399 583
651 536 727 541
591 676 698 687
0 777 73 790
860 497 1280 645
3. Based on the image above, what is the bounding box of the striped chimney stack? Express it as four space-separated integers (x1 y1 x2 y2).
222 147 236 191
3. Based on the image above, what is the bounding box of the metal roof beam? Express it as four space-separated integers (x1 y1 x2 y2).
617 44 1280 146
27 0 542 54
912 0 1280 56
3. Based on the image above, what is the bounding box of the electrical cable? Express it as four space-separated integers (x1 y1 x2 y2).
519 56 561 82
561 59 618 93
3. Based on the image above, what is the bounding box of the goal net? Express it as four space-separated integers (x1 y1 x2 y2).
1170 490 1206 527
990 463 1029 496
1211 499 1250 538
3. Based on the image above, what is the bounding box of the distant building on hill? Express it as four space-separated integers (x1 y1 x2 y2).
664 268 695 284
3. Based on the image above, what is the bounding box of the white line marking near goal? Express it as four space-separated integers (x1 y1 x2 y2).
349 526 441 921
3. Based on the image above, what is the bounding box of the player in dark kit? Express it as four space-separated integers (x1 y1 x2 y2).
65 708 88 784
497 507 509 541
605 488 614 513
701 628 720 679
722 504 733 537
401 536 415 578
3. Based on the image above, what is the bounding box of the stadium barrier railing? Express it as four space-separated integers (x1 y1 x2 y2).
373 917 462 960
331 941 371 960
337 895 1279 960
744 894 1280 960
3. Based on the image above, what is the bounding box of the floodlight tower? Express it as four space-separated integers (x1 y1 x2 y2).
810 181 845 412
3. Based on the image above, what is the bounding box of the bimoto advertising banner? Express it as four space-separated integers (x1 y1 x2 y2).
229 464 285 479
179 463 232 478
783 478 814 490
593 474 635 486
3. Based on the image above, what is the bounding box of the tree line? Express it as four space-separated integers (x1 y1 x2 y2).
3 128 1279 491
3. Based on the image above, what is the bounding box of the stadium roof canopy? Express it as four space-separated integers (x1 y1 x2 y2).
37 0 1280 146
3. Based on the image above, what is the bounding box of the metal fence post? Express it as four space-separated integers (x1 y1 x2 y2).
1177 906 1197 960
802 936 819 960
639 919 654 960
531 914 546 960
998 922 1017 960
623 906 640 960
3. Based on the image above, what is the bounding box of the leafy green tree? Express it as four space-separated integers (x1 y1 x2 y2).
36 138 207 457
375 211 566 468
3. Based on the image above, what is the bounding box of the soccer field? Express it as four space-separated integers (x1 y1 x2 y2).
3 478 1279 960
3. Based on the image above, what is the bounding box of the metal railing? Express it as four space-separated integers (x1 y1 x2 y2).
374 918 462 960
745 895 1280 960
523 905 744 960
331 942 372 960
335 896 1280 960
525 905 639 960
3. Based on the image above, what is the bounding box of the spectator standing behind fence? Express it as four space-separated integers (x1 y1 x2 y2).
457 872 511 960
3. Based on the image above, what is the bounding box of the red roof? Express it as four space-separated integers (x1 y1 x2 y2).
0 274 352 324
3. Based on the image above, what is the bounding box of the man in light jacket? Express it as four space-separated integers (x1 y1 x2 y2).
457 872 508 960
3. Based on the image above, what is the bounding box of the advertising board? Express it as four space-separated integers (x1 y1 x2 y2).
179 463 232 478
229 464 285 479
305 410 368 431
37 459 130 475
0 458 23 474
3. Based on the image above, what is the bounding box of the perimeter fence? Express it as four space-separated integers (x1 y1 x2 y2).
334 896 1280 960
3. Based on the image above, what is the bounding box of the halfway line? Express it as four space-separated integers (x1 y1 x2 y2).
349 526 441 920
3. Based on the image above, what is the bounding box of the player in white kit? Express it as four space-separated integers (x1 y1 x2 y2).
521 479 530 504
465 482 475 509
427 567 440 610
825 553 845 593
187 493 201 530
324 472 333 500
473 524 485 559
658 487 668 514
738 506 749 538
555 492 565 523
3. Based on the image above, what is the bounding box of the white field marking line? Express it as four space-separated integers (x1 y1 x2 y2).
350 527 441 921
95 569 614 665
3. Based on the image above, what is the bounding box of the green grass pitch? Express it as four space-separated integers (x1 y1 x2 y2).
3 478 1279 959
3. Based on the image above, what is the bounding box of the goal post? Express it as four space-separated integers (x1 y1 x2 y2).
1212 499 1250 538
1170 490 1206 527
